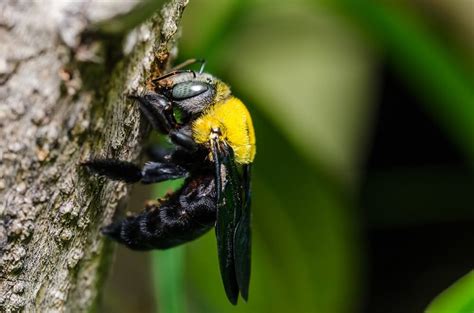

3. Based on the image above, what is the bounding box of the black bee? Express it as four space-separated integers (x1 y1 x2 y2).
84 59 255 304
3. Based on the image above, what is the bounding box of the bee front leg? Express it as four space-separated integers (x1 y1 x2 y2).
131 93 199 152
131 92 176 134
169 126 199 153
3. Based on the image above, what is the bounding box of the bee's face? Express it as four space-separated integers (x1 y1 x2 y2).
158 73 230 114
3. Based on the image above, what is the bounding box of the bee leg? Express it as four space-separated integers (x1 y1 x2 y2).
82 159 142 183
82 159 188 184
169 58 206 73
169 127 199 153
146 145 203 173
146 146 174 162
140 161 188 184
130 92 176 134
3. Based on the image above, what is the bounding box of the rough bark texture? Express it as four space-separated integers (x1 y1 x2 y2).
0 0 188 311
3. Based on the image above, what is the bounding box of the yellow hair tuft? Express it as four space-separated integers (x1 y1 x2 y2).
192 97 256 164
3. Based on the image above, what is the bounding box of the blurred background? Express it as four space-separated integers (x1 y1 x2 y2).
102 1 474 312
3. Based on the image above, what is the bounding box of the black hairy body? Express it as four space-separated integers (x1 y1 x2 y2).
83 59 253 305
103 173 217 250
84 147 216 250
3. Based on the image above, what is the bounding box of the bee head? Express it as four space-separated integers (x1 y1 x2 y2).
156 72 231 114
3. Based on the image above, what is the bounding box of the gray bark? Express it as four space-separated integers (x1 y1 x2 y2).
0 0 188 311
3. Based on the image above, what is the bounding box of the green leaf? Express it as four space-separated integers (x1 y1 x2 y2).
151 179 187 313
152 248 186 313
426 271 474 313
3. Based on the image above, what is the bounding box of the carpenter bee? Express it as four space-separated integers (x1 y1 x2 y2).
83 59 255 304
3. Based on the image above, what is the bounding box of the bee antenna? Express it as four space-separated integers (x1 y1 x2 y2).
152 69 196 83
196 59 206 74
171 58 206 72
152 58 207 83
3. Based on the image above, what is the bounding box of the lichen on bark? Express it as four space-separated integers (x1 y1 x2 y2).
0 0 188 311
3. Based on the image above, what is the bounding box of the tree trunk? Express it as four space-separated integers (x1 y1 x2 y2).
0 0 188 311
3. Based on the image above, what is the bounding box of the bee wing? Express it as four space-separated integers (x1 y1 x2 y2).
234 163 251 301
212 139 241 305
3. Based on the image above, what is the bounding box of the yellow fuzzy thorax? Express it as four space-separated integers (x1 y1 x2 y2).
192 96 256 164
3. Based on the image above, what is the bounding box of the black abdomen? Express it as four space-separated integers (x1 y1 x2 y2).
102 174 217 250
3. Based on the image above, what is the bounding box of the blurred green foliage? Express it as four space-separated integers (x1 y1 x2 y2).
152 247 186 313
327 0 474 164
426 271 474 313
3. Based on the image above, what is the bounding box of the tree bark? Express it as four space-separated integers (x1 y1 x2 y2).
0 0 188 311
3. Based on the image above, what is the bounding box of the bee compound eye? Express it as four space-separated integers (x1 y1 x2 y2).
171 81 209 100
